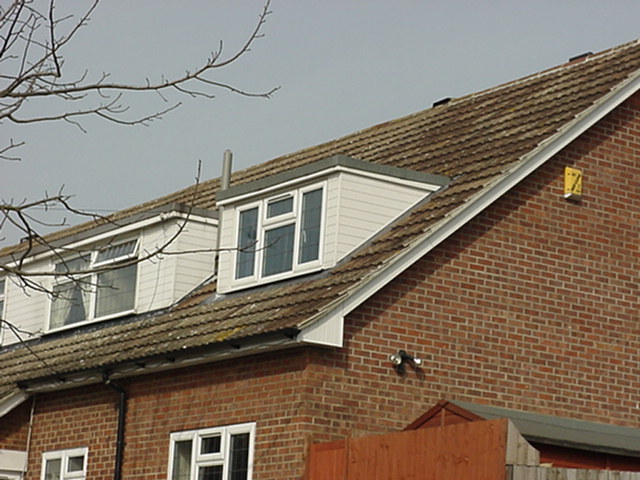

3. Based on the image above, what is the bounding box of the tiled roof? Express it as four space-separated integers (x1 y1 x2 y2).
3 39 640 401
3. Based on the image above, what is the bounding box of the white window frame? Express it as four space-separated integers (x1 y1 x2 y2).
167 423 255 480
48 239 139 332
232 182 326 288
0 277 5 345
41 447 88 480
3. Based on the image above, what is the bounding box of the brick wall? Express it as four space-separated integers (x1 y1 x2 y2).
300 91 640 445
22 387 118 480
0 400 30 451
13 350 312 480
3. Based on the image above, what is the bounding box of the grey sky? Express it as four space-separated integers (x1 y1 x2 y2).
3 0 640 246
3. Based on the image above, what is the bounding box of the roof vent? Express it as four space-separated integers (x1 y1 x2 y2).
568 52 593 63
432 97 452 107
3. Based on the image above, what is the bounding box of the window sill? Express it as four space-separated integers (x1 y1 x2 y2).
46 308 136 334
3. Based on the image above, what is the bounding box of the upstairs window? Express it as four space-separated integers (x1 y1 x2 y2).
168 423 255 480
235 185 324 282
42 447 87 480
50 240 138 330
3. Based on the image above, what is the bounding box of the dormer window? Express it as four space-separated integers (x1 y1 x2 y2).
235 184 324 282
216 155 450 293
50 240 138 330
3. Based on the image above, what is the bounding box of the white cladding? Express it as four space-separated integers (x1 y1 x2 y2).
217 166 438 293
0 213 217 347
329 170 429 264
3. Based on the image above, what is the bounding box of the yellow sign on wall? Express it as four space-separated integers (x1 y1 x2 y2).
564 166 582 200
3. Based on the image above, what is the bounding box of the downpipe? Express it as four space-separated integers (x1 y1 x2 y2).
103 374 126 480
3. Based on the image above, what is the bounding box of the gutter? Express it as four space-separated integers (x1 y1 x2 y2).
13 329 300 397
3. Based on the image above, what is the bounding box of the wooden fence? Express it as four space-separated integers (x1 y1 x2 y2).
307 418 525 480
307 417 640 480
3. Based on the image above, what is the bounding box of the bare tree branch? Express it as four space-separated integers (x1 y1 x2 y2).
0 1 277 346
0 0 278 132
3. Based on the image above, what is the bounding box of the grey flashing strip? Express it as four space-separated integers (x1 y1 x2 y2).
0 202 217 263
217 154 450 202
453 401 640 458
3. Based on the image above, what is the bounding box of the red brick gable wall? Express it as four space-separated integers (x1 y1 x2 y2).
300 90 640 446
0 400 30 451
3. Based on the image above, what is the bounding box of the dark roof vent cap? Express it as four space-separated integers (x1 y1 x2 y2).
432 97 452 107
568 51 593 63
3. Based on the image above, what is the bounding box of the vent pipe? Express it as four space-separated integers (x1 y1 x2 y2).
221 149 233 191
216 150 233 275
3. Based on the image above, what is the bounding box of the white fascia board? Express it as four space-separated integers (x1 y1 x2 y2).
298 307 344 347
339 167 443 192
0 389 29 419
217 169 338 207
217 166 443 207
5 210 217 269
298 68 640 335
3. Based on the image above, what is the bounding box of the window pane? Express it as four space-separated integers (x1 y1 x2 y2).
171 440 193 480
96 240 137 263
50 280 91 328
44 458 62 480
299 188 322 264
197 465 223 480
95 264 137 317
266 196 293 218
263 224 295 276
229 433 250 480
67 455 85 472
236 208 258 279
54 255 90 273
200 435 221 455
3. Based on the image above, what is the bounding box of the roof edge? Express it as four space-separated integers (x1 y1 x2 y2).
452 400 640 458
217 154 450 202
0 388 29 419
297 58 640 333
0 202 217 265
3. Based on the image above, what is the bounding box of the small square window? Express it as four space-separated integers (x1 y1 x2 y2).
200 435 222 455
266 196 293 218
169 423 255 480
42 448 87 480
67 456 84 472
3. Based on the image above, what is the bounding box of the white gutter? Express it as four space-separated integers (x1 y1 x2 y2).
299 67 640 340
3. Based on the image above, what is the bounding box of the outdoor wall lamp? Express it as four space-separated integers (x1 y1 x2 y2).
389 350 422 374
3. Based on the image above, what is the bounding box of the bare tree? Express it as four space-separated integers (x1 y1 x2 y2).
0 0 276 289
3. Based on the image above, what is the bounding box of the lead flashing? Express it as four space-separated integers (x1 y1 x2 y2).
216 154 450 203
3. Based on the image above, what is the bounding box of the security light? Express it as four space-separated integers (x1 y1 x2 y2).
389 350 422 374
